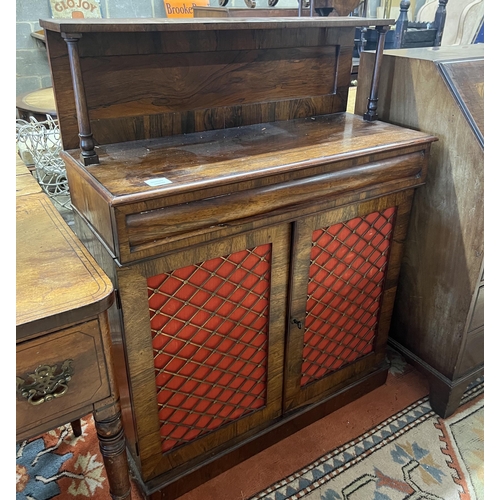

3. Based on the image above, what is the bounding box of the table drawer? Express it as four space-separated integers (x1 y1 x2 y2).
114 150 425 263
16 320 110 436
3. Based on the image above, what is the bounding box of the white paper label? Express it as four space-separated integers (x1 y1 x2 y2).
145 177 173 186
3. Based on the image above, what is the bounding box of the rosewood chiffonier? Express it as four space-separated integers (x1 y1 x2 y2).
39 17 436 498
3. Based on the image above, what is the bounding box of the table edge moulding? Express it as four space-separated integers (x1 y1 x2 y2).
16 161 132 499
39 17 437 499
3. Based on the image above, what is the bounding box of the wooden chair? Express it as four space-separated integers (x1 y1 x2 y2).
356 0 445 53
389 0 483 48
416 0 484 45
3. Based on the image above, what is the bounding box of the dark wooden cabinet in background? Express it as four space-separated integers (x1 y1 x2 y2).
355 44 484 418
40 17 436 499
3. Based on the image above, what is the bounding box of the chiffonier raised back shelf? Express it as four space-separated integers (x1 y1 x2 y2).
40 17 436 499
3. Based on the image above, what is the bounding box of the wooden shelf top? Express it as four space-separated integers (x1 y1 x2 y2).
40 16 394 33
63 112 436 206
16 87 56 116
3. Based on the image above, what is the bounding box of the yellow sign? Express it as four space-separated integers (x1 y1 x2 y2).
50 0 102 18
164 0 209 18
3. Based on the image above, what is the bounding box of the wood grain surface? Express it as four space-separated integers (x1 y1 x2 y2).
355 44 483 417
42 19 393 150
63 112 435 263
16 194 114 339
40 17 393 33
65 113 433 201
16 158 41 197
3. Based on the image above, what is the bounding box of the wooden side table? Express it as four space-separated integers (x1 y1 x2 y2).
16 175 132 500
16 87 57 122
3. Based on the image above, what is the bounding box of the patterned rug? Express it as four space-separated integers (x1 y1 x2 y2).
16 416 125 500
16 378 484 500
250 380 484 500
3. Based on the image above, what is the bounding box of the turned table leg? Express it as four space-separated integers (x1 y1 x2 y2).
94 408 132 500
70 419 82 437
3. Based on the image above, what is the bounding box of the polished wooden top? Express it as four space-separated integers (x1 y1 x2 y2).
16 193 114 340
16 171 42 197
16 87 56 117
40 17 393 32
64 112 436 205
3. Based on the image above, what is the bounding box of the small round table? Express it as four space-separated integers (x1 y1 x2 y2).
16 87 57 122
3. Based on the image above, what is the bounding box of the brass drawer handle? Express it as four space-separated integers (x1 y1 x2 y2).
16 360 74 406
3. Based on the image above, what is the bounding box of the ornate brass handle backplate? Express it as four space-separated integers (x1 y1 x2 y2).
16 360 74 405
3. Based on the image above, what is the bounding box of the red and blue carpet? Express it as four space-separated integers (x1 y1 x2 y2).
16 353 484 500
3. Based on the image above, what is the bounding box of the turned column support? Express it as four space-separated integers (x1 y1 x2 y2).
363 24 389 122
94 408 132 500
62 32 99 166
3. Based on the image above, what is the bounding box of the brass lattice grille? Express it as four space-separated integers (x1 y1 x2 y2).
301 207 396 386
147 244 271 452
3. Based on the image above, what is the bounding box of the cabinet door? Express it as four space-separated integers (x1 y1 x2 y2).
284 191 414 412
117 225 290 481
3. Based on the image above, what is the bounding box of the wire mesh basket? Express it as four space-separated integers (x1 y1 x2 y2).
16 115 71 210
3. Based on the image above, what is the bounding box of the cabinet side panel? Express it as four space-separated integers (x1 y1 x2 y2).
65 159 116 256
44 29 79 151
357 50 484 378
82 48 337 119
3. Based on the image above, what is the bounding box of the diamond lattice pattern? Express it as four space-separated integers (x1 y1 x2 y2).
147 244 271 453
301 207 396 386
